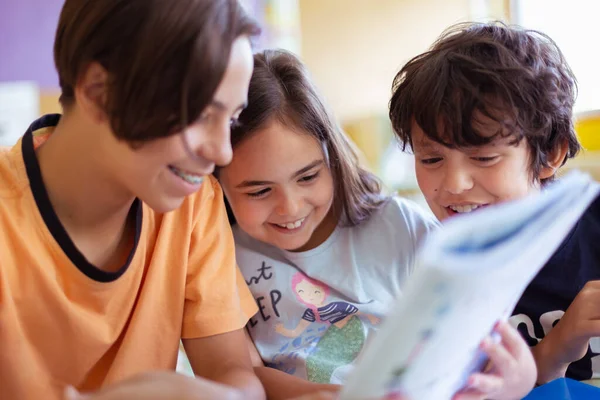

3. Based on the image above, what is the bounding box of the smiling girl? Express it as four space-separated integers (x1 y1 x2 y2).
216 48 536 400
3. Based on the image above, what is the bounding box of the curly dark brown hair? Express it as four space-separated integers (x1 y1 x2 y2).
389 21 580 184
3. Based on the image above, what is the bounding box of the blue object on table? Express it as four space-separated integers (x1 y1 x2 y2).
523 378 600 399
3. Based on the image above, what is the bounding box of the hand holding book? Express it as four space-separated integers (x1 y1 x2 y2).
339 171 600 400
531 280 600 384
453 321 536 400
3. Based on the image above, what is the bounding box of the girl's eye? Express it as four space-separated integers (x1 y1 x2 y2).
299 172 319 182
420 157 442 165
247 188 270 198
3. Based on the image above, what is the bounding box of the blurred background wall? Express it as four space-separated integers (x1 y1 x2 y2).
1 0 598 198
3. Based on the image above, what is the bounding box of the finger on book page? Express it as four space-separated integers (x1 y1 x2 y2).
480 334 514 372
452 373 504 400
452 386 489 400
64 386 89 400
287 391 339 400
466 372 503 394
492 320 528 358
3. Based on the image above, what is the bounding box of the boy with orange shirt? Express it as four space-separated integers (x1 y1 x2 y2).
0 0 263 399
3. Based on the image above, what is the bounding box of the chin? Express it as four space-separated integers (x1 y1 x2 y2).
277 239 308 252
143 196 186 214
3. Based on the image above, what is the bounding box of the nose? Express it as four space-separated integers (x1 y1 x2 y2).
275 190 302 217
441 163 474 195
187 119 233 167
203 121 233 167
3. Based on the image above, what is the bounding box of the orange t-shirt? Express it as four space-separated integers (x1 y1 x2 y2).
0 115 257 400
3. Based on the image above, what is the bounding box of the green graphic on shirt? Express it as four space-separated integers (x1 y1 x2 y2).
305 315 365 383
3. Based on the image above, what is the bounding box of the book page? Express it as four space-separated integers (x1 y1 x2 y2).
340 171 600 400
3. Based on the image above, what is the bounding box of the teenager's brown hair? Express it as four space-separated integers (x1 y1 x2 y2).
389 21 580 183
54 0 259 142
224 49 384 227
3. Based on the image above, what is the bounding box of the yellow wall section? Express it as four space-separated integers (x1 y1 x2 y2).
298 0 471 122
298 0 472 173
40 90 61 116
576 111 600 151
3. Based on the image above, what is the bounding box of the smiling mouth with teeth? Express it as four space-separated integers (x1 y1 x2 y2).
169 165 204 185
447 204 487 214
275 217 306 230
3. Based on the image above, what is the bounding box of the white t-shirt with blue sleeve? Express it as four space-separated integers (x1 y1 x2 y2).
234 196 440 384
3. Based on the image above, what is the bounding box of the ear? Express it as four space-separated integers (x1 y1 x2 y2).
539 139 570 180
73 62 109 123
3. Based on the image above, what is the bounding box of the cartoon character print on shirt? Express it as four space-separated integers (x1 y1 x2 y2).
275 272 380 384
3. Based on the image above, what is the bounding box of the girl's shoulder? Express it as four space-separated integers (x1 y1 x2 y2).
231 224 287 260
340 195 440 257
363 195 440 234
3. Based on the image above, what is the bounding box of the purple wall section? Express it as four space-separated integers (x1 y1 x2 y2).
0 0 267 89
0 0 63 88
240 0 268 50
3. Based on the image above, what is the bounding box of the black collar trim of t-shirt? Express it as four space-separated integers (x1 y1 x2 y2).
21 114 143 283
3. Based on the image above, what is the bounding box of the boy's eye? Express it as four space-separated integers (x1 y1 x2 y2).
247 188 270 198
198 112 211 123
230 118 241 128
472 156 499 163
420 157 443 165
299 172 319 183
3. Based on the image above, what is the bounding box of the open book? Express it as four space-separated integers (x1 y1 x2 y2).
339 170 600 400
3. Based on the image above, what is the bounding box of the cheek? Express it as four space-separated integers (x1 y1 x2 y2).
313 176 335 208
142 135 186 164
415 166 437 197
124 140 184 187
120 149 167 188
230 197 270 230
478 162 533 200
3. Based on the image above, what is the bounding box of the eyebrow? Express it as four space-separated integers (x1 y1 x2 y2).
236 159 324 189
210 99 247 113
413 139 437 151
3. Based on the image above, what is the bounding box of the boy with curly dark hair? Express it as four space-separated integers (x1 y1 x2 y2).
390 21 600 386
